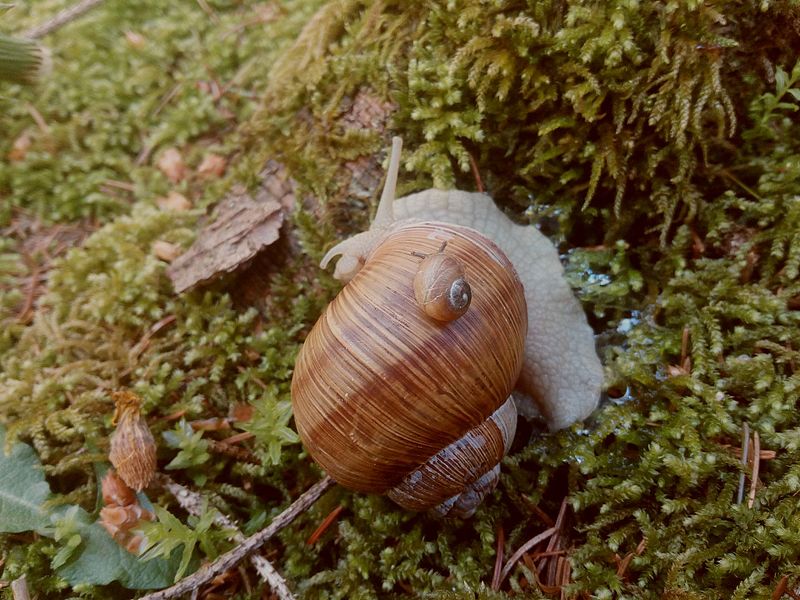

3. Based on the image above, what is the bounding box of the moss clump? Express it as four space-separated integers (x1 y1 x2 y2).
3 0 800 598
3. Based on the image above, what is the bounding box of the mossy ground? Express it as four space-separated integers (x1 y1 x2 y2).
2 1 800 598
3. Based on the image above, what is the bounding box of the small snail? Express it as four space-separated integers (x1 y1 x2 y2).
291 138 603 517
411 242 471 322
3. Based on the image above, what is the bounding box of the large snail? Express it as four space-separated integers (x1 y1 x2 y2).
291 138 603 517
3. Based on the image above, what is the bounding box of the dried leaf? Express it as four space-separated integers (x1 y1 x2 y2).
152 240 181 262
156 191 192 212
101 470 137 507
99 504 154 542
166 184 285 294
8 132 32 161
109 391 157 492
197 153 227 179
156 148 186 183
125 31 146 49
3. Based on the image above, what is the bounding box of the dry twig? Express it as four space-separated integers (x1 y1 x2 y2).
158 475 323 600
141 475 334 600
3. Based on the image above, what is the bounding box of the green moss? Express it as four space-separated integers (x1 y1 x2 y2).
4 0 800 597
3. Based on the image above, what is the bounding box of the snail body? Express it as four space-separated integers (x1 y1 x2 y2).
292 138 603 516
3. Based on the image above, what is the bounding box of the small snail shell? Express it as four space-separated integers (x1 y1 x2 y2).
412 242 471 322
292 221 526 517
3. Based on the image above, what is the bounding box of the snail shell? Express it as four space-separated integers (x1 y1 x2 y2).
412 244 471 322
294 137 602 517
291 221 527 517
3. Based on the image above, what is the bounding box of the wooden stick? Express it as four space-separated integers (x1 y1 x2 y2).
140 475 335 600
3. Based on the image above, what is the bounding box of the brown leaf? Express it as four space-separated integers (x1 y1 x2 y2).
166 185 285 294
99 504 154 553
101 470 137 507
152 240 181 262
197 153 227 179
156 191 192 212
156 148 186 183
8 133 32 162
125 31 146 49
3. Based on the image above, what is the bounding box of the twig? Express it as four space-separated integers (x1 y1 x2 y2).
737 423 750 505
498 526 558 585
748 431 761 509
23 0 106 39
206 439 260 464
25 103 50 134
543 497 568 584
142 475 334 600
101 179 136 192
222 431 255 445
680 326 691 371
159 475 301 600
11 575 30 600
129 315 177 361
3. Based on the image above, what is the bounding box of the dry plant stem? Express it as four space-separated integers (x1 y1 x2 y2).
11 575 30 600
490 525 504 590
748 431 761 509
23 0 106 38
737 423 750 505
305 505 344 545
159 475 298 600
772 575 789 600
498 526 557 585
142 475 335 600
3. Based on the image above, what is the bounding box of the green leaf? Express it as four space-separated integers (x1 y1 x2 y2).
163 419 210 470
240 390 300 466
0 428 179 589
56 505 181 589
139 503 227 583
775 66 788 93
0 427 52 534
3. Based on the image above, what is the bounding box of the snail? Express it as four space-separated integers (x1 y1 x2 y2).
411 241 471 322
291 138 603 517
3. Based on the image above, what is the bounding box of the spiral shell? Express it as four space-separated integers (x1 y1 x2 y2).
291 221 527 515
412 243 471 322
